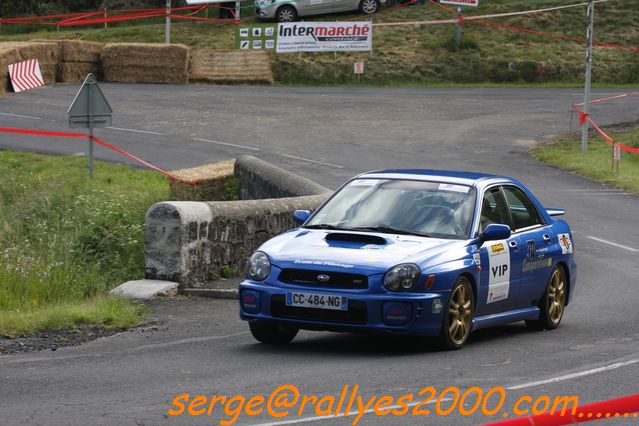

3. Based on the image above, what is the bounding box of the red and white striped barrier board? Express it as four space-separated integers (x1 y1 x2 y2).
8 59 45 93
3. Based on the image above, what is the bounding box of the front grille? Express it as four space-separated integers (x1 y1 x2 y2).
271 295 367 324
278 269 368 289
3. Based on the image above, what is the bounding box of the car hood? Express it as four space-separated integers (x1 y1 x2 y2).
261 229 466 275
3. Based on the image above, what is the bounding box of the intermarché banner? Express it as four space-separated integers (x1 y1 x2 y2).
275 21 372 53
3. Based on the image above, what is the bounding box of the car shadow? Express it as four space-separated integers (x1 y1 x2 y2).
236 323 533 357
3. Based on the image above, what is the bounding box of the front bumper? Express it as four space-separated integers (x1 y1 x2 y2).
239 280 449 336
255 3 278 18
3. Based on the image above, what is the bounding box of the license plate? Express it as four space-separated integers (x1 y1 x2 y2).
286 292 348 311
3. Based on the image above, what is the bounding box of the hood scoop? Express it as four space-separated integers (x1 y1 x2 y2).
325 232 387 245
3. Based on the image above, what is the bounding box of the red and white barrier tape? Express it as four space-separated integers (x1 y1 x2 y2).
482 393 639 426
570 89 639 155
375 0 610 26
0 127 201 184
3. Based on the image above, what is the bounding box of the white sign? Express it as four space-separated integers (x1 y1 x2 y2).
276 22 372 53
486 240 510 304
613 144 621 161
185 0 235 4
354 62 364 74
440 0 479 7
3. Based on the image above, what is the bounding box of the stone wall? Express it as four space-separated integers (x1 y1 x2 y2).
144 156 332 288
145 196 328 287
235 155 330 200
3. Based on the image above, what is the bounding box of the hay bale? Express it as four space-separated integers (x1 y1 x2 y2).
189 50 273 85
60 40 103 63
0 48 22 96
169 160 237 201
0 42 60 85
58 62 102 83
101 43 189 84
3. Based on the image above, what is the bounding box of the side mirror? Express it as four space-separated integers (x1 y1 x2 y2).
481 224 511 243
292 210 311 225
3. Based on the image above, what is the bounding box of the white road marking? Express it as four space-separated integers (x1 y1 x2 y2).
250 357 639 425
0 112 43 120
106 126 163 135
253 398 451 426
586 236 639 252
278 153 344 169
506 358 639 390
193 137 260 151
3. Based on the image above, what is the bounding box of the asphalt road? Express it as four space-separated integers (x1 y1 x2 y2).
1 84 638 425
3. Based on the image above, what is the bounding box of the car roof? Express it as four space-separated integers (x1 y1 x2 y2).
356 169 510 187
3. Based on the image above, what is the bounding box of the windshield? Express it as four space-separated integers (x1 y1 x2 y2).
306 179 476 239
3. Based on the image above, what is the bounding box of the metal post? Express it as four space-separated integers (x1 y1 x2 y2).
235 0 241 21
89 126 94 178
104 9 108 30
165 0 171 45
87 83 94 178
581 0 595 153
455 6 462 50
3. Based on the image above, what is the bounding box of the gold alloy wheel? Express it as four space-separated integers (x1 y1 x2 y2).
448 284 472 345
547 268 566 324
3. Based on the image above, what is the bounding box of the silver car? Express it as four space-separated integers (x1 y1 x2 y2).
256 0 385 22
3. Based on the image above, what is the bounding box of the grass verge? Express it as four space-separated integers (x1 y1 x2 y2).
1 0 638 85
532 126 639 193
0 151 170 337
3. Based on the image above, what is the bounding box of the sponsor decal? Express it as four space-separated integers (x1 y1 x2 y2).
294 260 355 269
522 240 553 272
438 183 470 193
235 24 276 50
487 239 510 304
558 233 573 254
490 242 505 255
276 22 372 53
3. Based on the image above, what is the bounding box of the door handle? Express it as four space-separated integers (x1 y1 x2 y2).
543 234 551 243
509 241 518 250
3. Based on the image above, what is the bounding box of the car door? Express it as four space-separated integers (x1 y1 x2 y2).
332 0 358 13
476 186 525 316
298 0 334 16
502 185 556 310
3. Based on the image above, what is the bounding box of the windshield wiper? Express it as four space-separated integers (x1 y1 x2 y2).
304 224 344 230
347 226 433 237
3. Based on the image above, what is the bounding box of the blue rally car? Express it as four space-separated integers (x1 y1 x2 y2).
239 170 576 349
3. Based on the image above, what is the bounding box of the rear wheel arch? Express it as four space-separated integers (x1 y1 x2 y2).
556 261 570 306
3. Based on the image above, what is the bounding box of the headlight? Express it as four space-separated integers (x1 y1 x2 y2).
383 263 421 291
247 251 271 281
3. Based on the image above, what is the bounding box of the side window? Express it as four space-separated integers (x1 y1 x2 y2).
502 186 543 230
480 187 510 231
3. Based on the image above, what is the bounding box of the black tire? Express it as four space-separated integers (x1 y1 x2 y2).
526 266 567 331
276 5 297 22
249 321 298 344
438 276 474 350
359 0 379 14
